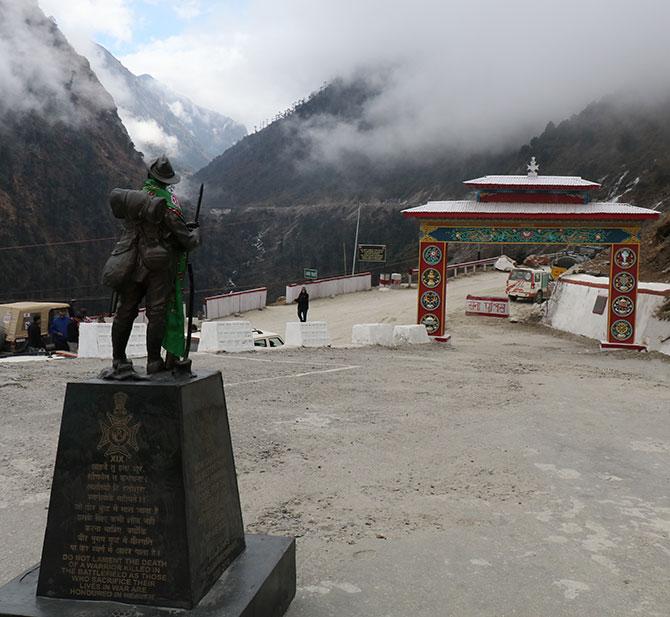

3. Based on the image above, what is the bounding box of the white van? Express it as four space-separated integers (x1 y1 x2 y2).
505 267 552 303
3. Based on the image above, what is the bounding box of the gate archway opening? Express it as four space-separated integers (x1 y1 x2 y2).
402 159 660 350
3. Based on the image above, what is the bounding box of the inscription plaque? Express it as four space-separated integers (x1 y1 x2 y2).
36 370 245 609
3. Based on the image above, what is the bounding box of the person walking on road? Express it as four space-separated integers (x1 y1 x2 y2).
296 287 309 322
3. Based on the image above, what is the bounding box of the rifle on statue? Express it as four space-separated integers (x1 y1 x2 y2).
174 183 204 376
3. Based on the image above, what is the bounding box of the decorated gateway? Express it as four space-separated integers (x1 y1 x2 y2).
402 158 660 349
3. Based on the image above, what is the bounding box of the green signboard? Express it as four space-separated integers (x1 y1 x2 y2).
358 244 387 263
304 268 318 279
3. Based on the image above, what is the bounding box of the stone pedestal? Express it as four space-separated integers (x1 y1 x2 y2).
0 370 295 616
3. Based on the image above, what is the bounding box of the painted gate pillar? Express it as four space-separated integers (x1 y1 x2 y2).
602 243 645 350
417 236 448 339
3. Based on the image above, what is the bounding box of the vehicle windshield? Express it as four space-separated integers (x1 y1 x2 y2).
509 270 532 281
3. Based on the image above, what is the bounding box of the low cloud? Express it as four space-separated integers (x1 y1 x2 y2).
20 0 670 167
119 112 180 159
0 1 114 123
115 0 670 164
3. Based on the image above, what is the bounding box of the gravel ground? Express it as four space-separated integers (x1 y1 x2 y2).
1 272 669 616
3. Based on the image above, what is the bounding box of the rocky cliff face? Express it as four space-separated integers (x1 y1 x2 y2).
0 1 146 307
88 45 247 173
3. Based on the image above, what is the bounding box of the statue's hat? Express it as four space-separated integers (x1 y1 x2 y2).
148 155 180 185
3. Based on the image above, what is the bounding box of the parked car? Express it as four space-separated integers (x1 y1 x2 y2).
505 267 552 303
252 329 284 348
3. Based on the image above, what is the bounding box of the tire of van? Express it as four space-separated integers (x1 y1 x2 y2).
535 291 544 304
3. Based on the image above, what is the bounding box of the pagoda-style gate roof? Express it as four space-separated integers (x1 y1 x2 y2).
402 160 660 244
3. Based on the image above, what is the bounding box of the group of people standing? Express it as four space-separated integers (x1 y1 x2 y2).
27 309 92 353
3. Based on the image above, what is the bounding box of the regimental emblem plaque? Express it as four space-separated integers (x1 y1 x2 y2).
420 313 440 334
610 319 633 341
612 295 634 317
421 291 441 311
421 268 441 289
98 391 140 460
422 245 443 265
613 272 635 294
614 247 637 269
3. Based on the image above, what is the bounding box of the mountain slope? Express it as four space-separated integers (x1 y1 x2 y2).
88 45 247 172
0 1 146 305
197 77 670 214
193 77 670 290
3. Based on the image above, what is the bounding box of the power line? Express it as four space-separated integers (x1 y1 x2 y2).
0 217 282 253
0 236 116 252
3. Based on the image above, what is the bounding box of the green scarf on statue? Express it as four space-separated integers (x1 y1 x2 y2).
143 178 186 358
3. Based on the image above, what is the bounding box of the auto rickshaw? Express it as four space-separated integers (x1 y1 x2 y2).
0 302 70 352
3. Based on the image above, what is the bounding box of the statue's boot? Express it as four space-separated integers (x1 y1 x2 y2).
146 314 168 374
100 320 144 380
147 358 166 374
111 319 133 366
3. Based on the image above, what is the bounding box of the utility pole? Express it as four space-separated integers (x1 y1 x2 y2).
351 203 361 276
342 241 347 275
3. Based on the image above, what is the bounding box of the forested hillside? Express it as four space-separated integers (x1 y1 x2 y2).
194 78 670 290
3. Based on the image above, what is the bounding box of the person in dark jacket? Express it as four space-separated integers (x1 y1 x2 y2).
296 287 309 322
28 315 45 352
103 156 200 377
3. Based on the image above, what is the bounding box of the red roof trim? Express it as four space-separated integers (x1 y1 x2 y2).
403 211 658 221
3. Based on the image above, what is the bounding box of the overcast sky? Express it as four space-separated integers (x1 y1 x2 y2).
37 0 670 155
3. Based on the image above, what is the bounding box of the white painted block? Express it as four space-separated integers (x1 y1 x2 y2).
78 322 147 359
352 323 395 346
285 321 330 347
393 324 431 346
199 320 254 353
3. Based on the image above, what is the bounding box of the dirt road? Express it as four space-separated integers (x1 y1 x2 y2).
232 270 508 345
1 271 669 616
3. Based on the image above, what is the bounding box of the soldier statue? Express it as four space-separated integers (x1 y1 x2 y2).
101 155 200 378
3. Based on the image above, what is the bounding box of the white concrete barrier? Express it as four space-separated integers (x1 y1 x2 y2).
205 288 267 319
285 273 371 304
78 322 147 359
199 320 254 353
285 322 331 347
393 325 431 346
352 323 395 346
544 275 670 354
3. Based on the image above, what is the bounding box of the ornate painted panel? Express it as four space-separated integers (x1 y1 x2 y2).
422 225 640 245
417 240 447 337
607 243 640 345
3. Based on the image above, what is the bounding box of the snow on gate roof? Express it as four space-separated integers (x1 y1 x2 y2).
402 200 659 220
463 175 601 190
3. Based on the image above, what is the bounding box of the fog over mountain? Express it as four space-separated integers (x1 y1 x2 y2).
0 0 115 123
87 44 247 172
112 0 670 169
0 0 145 305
